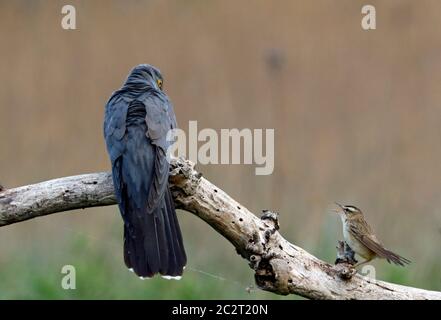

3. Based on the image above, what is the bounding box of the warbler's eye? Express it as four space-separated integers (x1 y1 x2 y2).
344 206 356 213
157 79 163 90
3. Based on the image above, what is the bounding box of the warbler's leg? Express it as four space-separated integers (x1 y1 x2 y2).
353 257 373 268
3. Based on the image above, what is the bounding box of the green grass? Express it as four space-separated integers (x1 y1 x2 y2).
0 212 438 299
0 231 291 299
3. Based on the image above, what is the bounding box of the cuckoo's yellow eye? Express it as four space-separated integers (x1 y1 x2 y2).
157 79 163 90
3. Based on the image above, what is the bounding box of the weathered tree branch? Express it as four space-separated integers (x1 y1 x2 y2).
0 158 440 300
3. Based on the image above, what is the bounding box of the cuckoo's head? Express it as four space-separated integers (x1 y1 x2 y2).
124 64 164 91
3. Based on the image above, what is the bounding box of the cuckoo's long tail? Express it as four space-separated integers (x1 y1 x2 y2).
123 187 187 279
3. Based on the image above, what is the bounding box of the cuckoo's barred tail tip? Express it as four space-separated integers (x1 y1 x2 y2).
129 268 183 280
136 275 182 281
162 275 182 281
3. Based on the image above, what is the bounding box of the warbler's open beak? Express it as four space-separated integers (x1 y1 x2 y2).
333 202 344 214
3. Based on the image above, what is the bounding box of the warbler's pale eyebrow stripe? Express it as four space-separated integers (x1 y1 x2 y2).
345 206 356 212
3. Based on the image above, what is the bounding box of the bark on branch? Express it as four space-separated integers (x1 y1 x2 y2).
0 158 440 300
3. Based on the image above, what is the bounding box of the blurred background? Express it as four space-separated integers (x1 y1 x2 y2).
0 0 440 299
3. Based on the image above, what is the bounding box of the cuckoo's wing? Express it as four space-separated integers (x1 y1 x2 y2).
104 95 128 163
349 224 411 266
143 94 176 148
142 94 177 213
121 94 185 277
103 95 129 221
